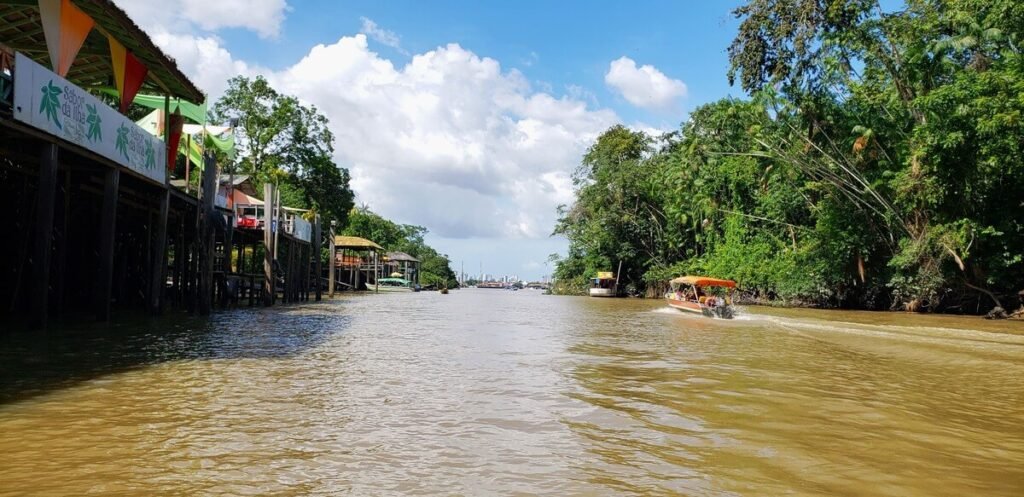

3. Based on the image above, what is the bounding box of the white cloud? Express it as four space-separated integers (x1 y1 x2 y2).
359 17 408 55
136 15 618 246
149 31 260 99
604 56 687 112
269 35 617 238
115 0 289 38
144 30 618 239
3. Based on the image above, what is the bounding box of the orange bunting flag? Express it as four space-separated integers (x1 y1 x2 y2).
108 36 148 113
38 0 94 76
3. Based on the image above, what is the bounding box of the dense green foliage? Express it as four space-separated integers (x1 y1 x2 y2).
343 207 459 288
554 0 1023 312
211 76 355 226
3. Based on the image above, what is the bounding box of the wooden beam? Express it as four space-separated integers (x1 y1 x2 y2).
29 143 57 329
95 167 119 321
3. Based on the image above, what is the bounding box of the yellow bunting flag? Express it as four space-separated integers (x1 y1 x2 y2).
37 0 94 76
108 35 148 113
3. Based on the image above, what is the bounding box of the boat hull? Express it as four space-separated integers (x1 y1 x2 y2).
665 297 734 318
589 288 615 297
375 286 414 292
666 297 704 313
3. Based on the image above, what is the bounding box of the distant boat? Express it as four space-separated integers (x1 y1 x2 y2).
665 276 736 318
377 277 418 292
476 282 505 289
588 271 617 297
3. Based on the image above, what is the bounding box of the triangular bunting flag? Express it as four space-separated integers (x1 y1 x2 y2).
108 35 149 113
38 0 94 76
168 109 184 172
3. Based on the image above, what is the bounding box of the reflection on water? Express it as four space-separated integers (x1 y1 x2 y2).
1 291 1022 495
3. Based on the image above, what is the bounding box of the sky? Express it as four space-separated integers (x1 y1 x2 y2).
116 0 746 281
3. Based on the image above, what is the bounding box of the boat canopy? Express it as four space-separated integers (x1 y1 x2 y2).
595 271 615 280
670 276 737 288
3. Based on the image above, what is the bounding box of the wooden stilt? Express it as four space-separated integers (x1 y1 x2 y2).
263 183 275 306
30 143 58 329
198 155 217 315
95 167 120 322
313 215 321 301
53 168 69 318
327 223 335 298
149 190 170 314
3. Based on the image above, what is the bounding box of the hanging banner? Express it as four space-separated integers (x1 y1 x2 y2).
38 0 94 76
13 53 166 183
108 36 147 112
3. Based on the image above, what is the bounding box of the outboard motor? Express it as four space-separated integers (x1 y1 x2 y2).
713 305 734 319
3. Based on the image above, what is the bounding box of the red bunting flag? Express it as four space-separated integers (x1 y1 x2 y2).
108 35 148 113
167 109 184 172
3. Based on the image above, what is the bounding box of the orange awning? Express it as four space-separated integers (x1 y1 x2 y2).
670 276 737 288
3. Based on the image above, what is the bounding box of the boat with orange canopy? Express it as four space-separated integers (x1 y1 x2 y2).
665 276 737 318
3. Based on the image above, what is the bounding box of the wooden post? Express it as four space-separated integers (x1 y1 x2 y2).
198 155 217 315
313 216 322 301
374 250 379 293
148 190 170 314
95 167 120 321
249 243 256 307
263 183 275 306
53 168 69 318
30 143 59 329
327 225 335 298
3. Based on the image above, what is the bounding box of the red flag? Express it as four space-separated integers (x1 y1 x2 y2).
167 109 184 171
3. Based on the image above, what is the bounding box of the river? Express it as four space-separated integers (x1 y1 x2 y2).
1 289 1022 496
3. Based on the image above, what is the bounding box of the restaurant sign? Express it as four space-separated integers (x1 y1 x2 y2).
13 53 166 183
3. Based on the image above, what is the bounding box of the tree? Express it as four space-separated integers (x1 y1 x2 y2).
210 76 354 225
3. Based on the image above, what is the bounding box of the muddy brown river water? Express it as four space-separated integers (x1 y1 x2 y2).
1 289 1022 496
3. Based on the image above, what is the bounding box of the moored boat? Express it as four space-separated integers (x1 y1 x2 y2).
665 276 736 318
589 272 618 297
376 277 418 292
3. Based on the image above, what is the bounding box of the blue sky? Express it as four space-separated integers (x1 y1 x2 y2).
223 1 744 128
121 0 748 281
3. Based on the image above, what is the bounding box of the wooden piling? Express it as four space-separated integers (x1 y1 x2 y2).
263 183 275 306
95 167 120 321
198 155 217 316
313 216 322 301
327 224 335 298
30 143 58 329
148 190 170 314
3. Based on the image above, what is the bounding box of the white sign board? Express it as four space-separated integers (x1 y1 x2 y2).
13 53 166 183
291 216 312 243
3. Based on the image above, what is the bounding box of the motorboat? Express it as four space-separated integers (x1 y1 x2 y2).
665 276 736 318
589 271 617 297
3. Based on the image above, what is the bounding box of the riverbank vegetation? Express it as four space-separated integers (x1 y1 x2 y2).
553 0 1023 314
